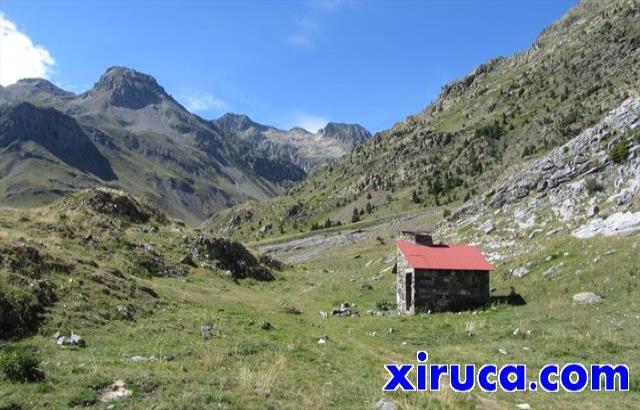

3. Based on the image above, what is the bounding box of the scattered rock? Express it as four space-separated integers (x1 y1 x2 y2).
201 324 213 340
283 306 302 315
82 233 100 247
516 404 531 410
545 228 563 237
319 311 328 319
134 255 186 278
99 379 132 402
612 189 634 206
528 228 543 239
481 220 495 234
55 331 85 347
124 354 156 362
258 223 272 234
573 212 640 238
318 336 329 345
332 302 356 317
586 204 599 217
543 262 564 278
374 399 397 410
117 305 134 321
180 254 197 267
573 292 602 304
511 266 530 278
498 348 507 355
260 321 273 331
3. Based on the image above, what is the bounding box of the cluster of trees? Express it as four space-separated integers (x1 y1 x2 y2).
351 202 375 223
310 218 343 231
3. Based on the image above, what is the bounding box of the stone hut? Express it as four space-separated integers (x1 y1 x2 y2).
396 231 494 313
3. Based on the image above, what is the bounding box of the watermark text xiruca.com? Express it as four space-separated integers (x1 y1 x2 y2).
383 351 630 392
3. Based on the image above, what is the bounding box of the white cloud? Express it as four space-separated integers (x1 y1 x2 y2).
287 1 348 47
287 17 319 47
0 13 55 86
179 91 229 114
290 111 329 133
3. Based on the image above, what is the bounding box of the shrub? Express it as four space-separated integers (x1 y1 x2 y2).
0 282 48 339
442 208 451 218
585 178 604 195
365 202 374 214
351 208 360 223
609 140 630 163
0 345 43 382
475 120 506 139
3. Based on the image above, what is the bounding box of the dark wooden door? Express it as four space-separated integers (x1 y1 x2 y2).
406 273 412 310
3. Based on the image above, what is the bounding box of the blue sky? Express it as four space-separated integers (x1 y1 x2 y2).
0 0 575 133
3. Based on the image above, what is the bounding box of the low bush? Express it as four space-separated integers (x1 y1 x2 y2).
585 178 605 195
0 345 43 382
609 139 630 163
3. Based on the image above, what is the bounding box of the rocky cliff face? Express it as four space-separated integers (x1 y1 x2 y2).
446 96 640 262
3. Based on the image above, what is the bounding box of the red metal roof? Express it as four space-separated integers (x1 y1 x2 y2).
397 239 494 271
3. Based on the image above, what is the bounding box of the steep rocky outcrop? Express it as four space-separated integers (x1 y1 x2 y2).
446 96 640 261
78 189 168 224
186 236 275 281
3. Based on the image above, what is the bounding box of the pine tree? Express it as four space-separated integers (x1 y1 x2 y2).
351 208 360 223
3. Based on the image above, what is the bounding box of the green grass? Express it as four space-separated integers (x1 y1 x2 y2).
1 196 638 409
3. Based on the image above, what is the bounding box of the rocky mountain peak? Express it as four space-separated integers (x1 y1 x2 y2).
215 113 266 133
318 122 371 147
11 78 73 97
90 66 170 109
289 126 311 134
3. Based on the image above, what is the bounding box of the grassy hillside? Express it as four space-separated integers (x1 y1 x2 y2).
0 192 638 409
206 0 640 240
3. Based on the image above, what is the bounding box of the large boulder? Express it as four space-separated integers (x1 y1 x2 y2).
187 236 275 281
79 189 168 224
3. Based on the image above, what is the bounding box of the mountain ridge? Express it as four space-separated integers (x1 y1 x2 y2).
0 67 371 223
212 113 372 173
